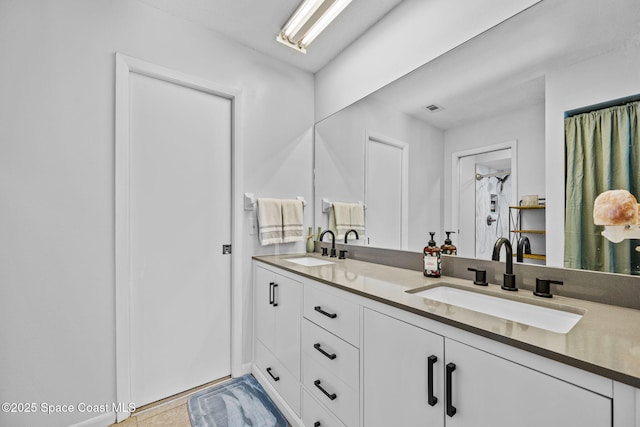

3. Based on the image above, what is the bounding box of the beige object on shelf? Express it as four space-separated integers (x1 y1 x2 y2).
593 189 638 225
521 195 539 206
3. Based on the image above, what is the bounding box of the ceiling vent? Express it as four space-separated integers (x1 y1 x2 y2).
424 104 444 112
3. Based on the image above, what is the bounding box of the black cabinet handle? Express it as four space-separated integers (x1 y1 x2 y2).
446 362 457 417
269 282 275 305
314 379 337 400
428 355 438 406
266 367 280 382
271 283 278 307
314 305 337 319
314 343 337 360
314 422 321 427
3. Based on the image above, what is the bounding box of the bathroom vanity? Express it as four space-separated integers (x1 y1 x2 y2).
252 254 640 427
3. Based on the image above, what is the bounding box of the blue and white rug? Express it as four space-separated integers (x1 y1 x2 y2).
187 375 288 427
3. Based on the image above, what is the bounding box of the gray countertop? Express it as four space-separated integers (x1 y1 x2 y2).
254 253 640 388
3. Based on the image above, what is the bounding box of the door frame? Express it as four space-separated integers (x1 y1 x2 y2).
364 130 409 249
451 140 518 254
114 53 244 421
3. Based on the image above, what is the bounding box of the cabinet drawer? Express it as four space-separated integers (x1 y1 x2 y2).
302 389 346 427
255 339 301 416
302 319 359 390
303 355 358 427
304 284 360 346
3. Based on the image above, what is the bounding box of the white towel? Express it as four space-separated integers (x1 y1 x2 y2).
257 198 282 245
330 202 353 240
350 204 365 236
282 199 304 243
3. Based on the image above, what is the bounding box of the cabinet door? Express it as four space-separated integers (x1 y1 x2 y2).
273 273 302 379
445 338 612 427
363 308 445 427
254 265 276 350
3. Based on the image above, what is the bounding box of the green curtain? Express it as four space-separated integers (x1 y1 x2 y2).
564 101 640 274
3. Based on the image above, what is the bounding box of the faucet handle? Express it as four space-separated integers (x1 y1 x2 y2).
534 278 563 298
339 250 348 259
467 268 488 286
321 247 328 256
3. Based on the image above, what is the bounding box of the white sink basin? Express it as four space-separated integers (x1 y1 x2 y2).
409 286 583 334
284 257 335 267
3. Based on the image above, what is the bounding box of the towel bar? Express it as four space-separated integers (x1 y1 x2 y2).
321 198 366 213
244 193 307 211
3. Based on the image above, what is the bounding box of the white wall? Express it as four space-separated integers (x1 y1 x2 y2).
443 103 546 238
0 1 314 426
314 0 542 121
546 46 640 267
315 97 444 251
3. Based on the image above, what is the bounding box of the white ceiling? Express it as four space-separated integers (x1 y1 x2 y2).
137 0 404 73
368 0 640 130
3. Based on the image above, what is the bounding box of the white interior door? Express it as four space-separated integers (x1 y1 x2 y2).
365 132 408 249
128 70 232 406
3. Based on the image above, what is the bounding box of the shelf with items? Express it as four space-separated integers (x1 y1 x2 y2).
509 201 546 263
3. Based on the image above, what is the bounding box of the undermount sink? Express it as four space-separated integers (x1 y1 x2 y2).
284 256 335 267
407 284 583 334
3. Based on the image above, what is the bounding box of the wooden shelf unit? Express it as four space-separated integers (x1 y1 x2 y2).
509 202 546 262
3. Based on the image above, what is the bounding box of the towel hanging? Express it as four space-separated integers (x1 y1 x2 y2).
282 199 304 243
257 198 283 245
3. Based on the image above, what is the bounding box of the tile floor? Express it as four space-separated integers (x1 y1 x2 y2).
110 377 230 427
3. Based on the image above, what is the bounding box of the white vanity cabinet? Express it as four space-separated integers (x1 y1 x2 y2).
251 259 636 427
444 338 611 427
254 264 302 415
302 281 360 427
363 308 445 427
363 308 612 427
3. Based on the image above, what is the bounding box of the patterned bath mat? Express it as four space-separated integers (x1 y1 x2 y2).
187 374 288 427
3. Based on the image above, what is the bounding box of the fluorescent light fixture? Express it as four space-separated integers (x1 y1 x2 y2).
277 0 352 53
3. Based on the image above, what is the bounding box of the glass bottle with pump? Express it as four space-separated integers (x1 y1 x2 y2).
441 231 457 255
423 232 441 277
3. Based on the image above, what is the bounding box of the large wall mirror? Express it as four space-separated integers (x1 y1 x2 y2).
314 0 640 273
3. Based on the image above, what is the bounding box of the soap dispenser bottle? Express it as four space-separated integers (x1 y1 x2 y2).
424 232 441 277
441 231 457 255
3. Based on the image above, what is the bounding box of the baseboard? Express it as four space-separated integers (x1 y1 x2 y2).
251 364 304 427
233 362 252 377
68 412 115 427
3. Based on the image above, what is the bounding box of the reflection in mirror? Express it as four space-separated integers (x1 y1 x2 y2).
314 0 640 274
565 99 640 275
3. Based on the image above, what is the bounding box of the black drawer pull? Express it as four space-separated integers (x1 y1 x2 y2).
314 422 321 427
269 282 278 307
266 367 280 382
314 379 337 400
428 355 438 406
314 305 337 319
269 282 275 305
314 343 337 360
446 362 457 417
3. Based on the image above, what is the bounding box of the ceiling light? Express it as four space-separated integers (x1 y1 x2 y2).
277 0 352 54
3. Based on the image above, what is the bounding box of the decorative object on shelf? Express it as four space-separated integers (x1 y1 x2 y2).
594 189 640 243
509 200 546 262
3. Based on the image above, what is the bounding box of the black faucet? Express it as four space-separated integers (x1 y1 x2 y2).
344 229 359 244
320 230 337 258
492 237 517 291
516 236 531 262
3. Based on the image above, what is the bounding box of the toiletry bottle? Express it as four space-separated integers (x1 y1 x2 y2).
441 231 457 255
423 232 441 277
